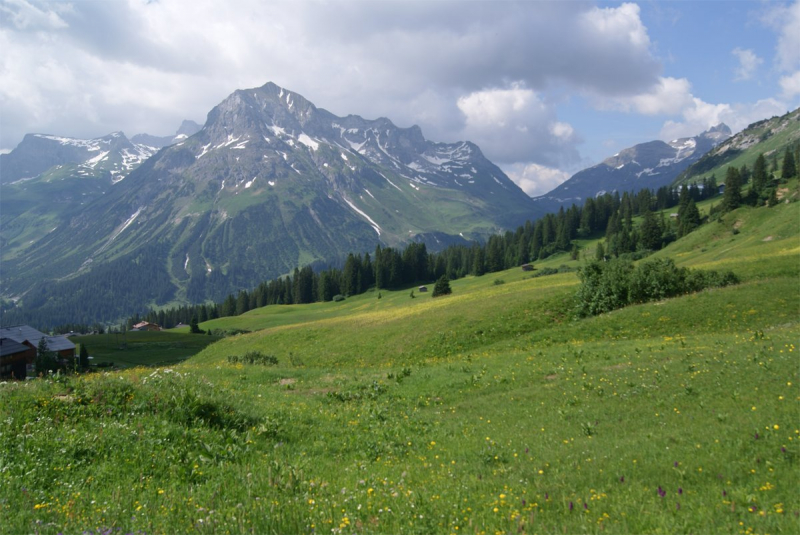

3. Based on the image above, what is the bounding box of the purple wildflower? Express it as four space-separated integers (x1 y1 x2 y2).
569 501 574 511
678 487 683 495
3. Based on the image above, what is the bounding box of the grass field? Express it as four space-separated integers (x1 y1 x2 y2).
1 200 798 534
73 330 222 369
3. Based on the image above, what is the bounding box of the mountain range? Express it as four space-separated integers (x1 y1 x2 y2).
533 124 731 212
2 80 792 329
0 82 538 325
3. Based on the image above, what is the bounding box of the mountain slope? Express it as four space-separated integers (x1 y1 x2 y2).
1 82 538 326
674 107 800 185
0 132 159 261
534 125 730 211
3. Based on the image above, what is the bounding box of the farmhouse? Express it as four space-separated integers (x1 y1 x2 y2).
418 286 428 293
132 322 161 331
0 337 36 379
521 263 535 272
0 325 76 377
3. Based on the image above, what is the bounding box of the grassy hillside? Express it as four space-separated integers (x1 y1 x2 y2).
73 331 222 368
1 200 798 534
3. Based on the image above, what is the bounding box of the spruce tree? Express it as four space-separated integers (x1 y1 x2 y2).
595 242 605 261
782 148 796 180
678 199 701 237
639 210 662 251
722 166 742 212
432 275 452 297
752 154 768 194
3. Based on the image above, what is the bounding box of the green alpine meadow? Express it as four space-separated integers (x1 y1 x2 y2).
2 179 798 533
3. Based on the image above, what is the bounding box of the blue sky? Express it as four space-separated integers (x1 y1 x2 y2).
1 0 798 196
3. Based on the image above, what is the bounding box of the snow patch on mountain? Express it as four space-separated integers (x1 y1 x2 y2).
342 196 381 236
298 134 319 151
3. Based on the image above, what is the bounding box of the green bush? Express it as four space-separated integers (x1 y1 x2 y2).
332 294 346 302
227 351 279 366
575 258 739 317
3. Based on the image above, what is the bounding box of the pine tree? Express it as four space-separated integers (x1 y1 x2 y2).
595 242 605 261
722 166 742 212
432 275 452 297
639 209 662 251
781 147 796 180
752 153 768 194
190 315 203 334
678 199 701 237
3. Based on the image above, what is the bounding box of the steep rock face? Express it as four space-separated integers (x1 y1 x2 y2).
534 125 731 211
2 82 539 323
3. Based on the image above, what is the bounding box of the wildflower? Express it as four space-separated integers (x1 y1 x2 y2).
676 502 681 510
678 488 683 495
569 501 574 511
657 487 666 498
619 476 625 483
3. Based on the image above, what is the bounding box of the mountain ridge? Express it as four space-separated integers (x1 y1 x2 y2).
1 82 539 326
533 124 731 211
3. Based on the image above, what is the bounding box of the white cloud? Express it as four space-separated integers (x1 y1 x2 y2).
457 85 537 130
580 3 650 50
456 84 580 167
732 48 763 81
502 163 572 197
0 0 662 168
660 98 788 140
764 1 800 72
0 0 68 30
779 71 800 98
550 122 574 140
593 76 693 115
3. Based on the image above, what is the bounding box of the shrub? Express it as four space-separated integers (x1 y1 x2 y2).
575 259 634 317
628 258 688 304
332 294 346 302
227 351 279 366
575 258 738 317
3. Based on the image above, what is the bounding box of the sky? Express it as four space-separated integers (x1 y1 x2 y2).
1 0 798 197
